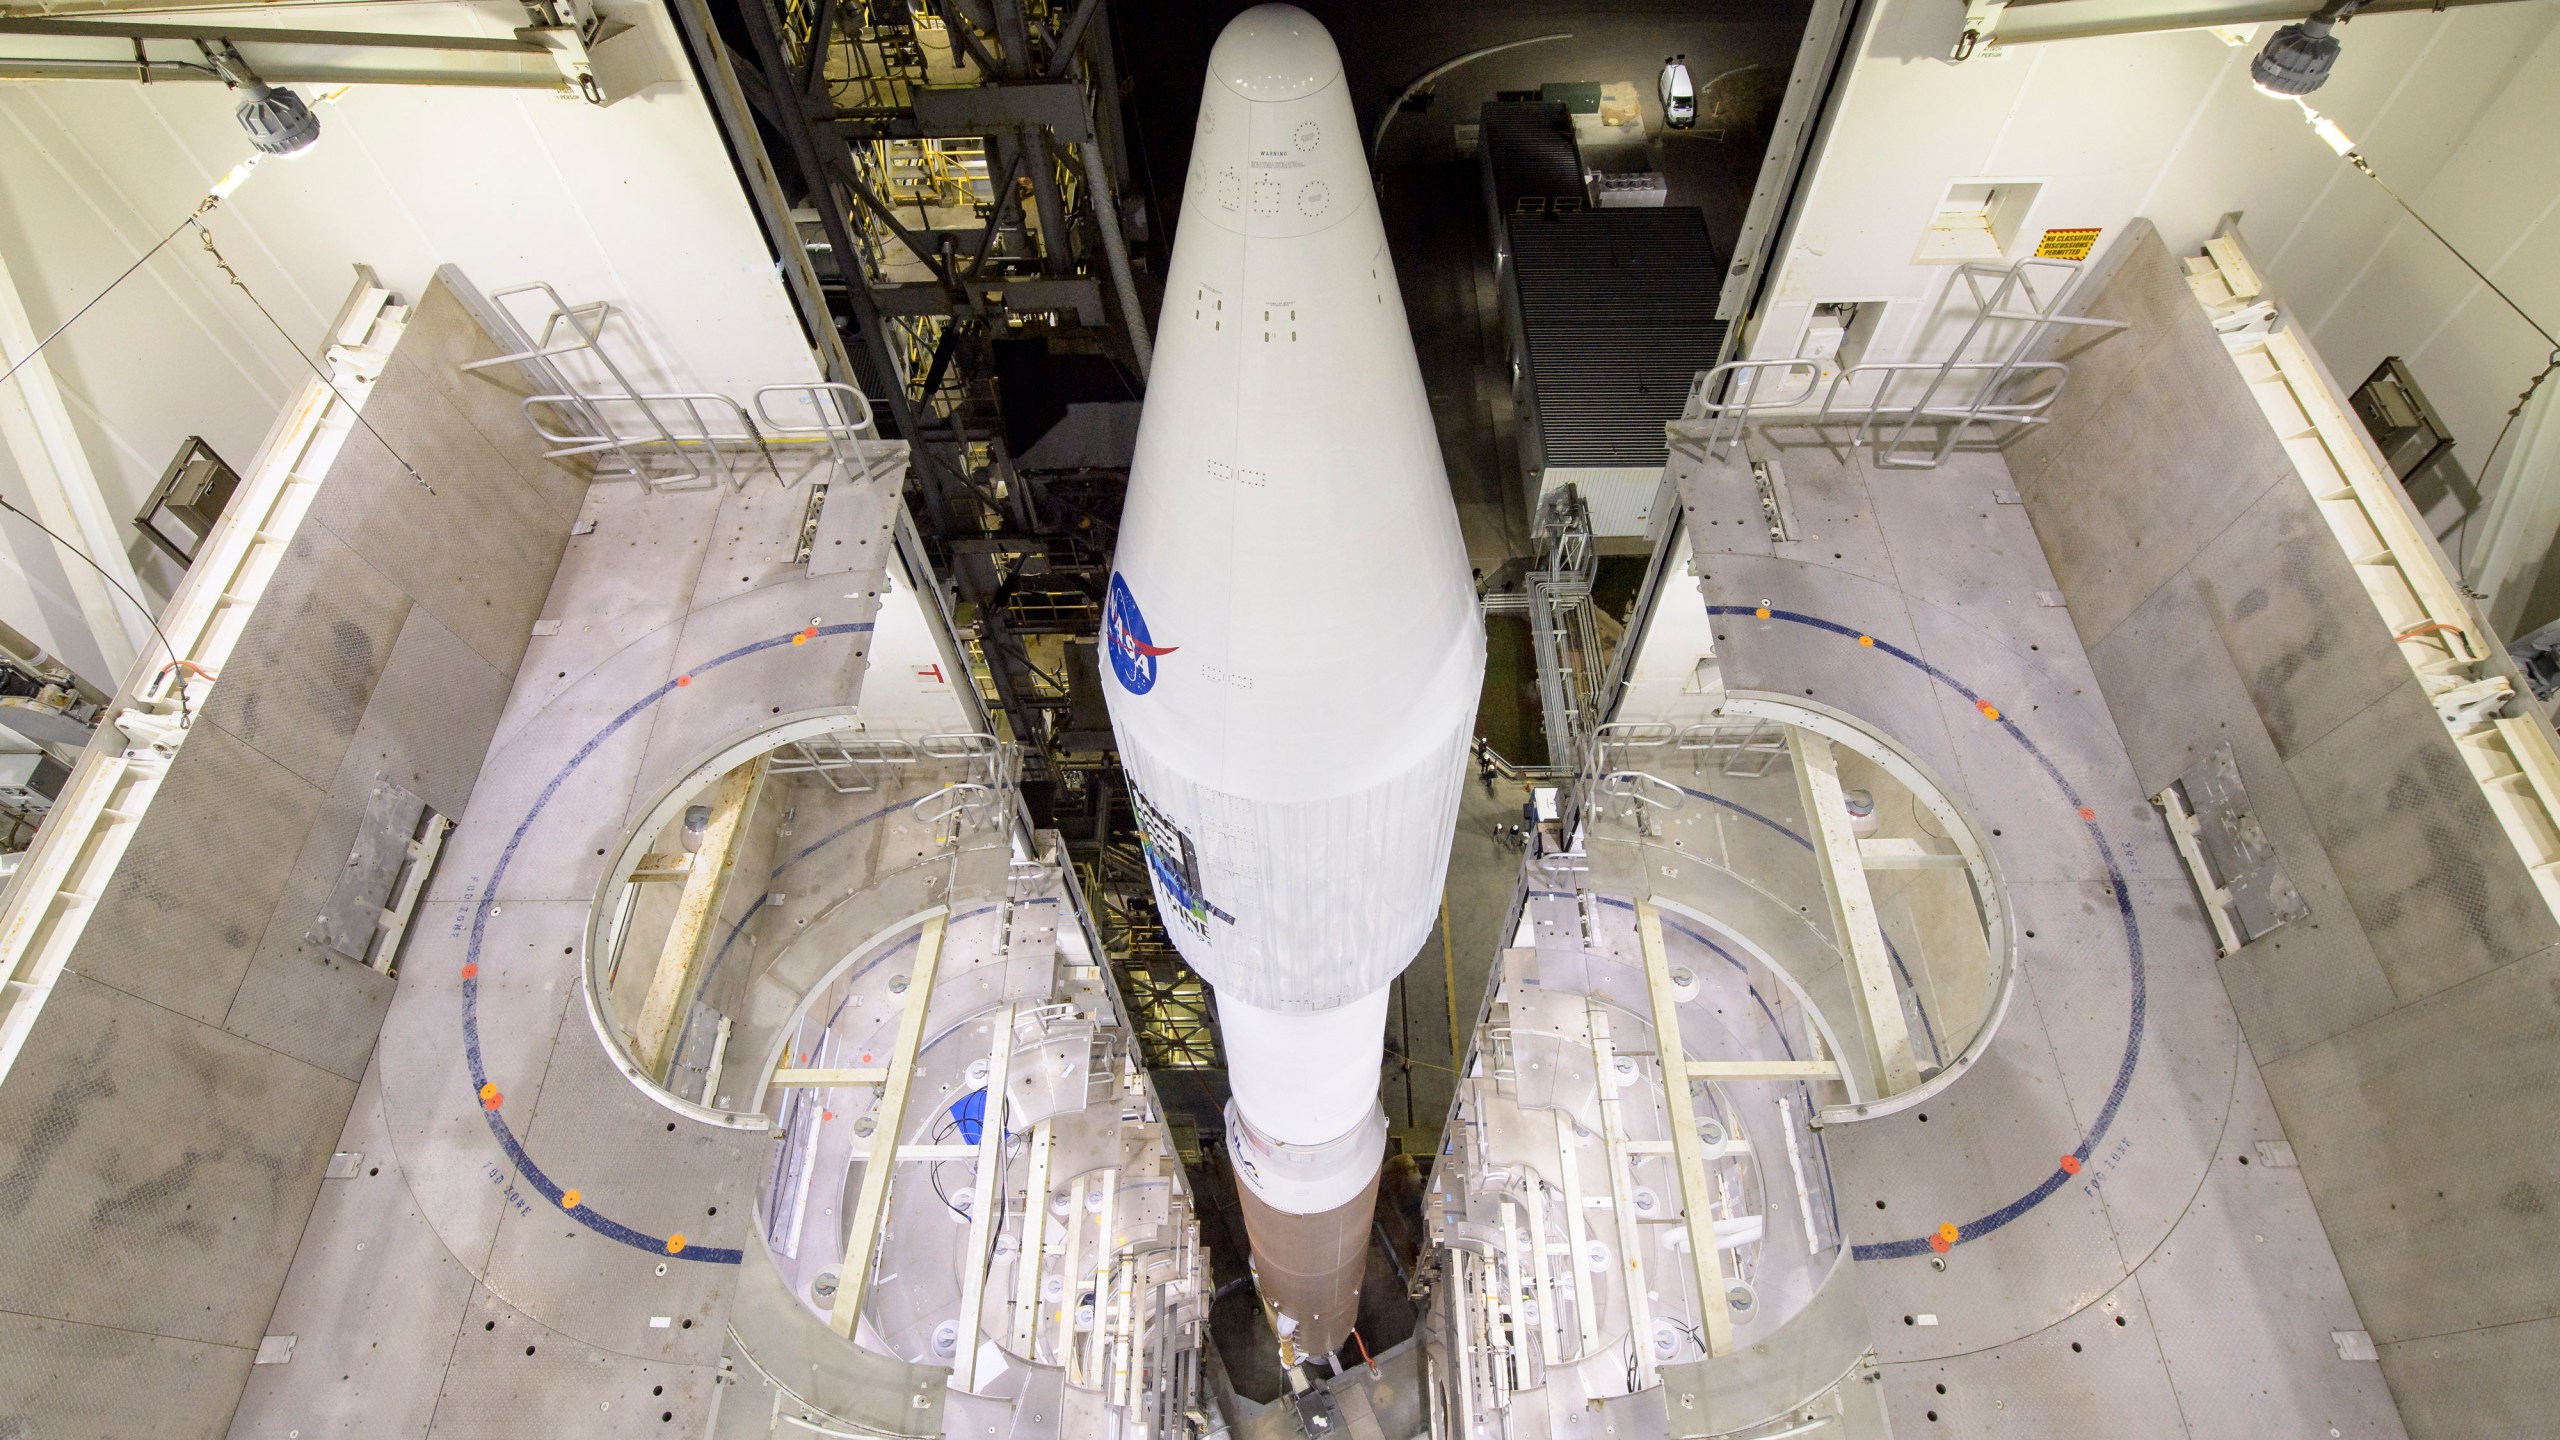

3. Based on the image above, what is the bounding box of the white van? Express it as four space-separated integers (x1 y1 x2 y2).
1659 55 1696 129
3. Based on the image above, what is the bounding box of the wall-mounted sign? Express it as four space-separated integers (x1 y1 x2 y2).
2035 227 2103 261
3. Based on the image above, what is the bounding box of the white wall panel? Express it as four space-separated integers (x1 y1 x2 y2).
1754 0 2559 506
0 0 818 675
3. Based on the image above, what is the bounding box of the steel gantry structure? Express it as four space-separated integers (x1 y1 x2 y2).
664 0 1216 1076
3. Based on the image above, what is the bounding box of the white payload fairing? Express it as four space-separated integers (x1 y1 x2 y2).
1101 4 1483 1356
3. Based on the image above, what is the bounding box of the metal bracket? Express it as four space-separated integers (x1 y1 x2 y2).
2152 741 2306 956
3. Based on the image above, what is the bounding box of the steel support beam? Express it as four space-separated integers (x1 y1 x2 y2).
769 1066 889 1087
1974 0 2527 49
1788 729 1922 1094
1856 836 1966 869
1637 900 1736 1359
869 275 1104 324
1585 1005 1659 1389
830 909 950 1338
1009 1116 1056 1351
633 754 767 1080
0 16 585 90
951 1002 1017 1391
909 80 1093 140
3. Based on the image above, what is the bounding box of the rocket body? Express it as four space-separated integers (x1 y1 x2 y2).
1101 5 1482 1354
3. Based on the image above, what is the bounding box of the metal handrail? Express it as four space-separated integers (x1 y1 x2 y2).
754 381 883 486
1819 360 2071 452
463 284 879 493
1867 257 2126 469
462 282 708 489
1683 359 1823 455
519 390 794 491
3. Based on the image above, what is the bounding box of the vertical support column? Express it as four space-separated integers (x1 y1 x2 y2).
1636 899 1735 1358
1025 127 1074 277
0 245 154 678
1447 1244 1476 1419
1112 1253 1139 1404
1585 1005 1658 1389
829 909 950 1338
1498 1198 1525 1388
1788 729 1922 1094
1550 1111 1596 1355
1524 1176 1561 1367
1010 1118 1055 1353
1056 1173 1088 1370
951 1003 1017 1391
1085 1167 1118 1382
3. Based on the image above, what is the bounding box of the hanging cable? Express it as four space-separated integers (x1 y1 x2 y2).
189 219 435 495
2290 101 2559 353
0 217 197 396
2344 154 2559 354
0 496 194 727
2451 355 2560 576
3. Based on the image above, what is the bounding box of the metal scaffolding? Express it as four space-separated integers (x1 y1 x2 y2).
661 0 1196 1076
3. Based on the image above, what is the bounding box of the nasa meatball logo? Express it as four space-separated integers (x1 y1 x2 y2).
1104 573 1177 694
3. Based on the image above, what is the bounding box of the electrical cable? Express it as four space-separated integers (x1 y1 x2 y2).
0 210 204 395
190 219 436 495
2311 122 2560 581
0 494 193 726
0 154 431 725
2347 153 2560 354
2451 355 2559 577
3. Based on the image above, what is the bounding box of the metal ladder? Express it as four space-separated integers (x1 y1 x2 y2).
1483 487 1606 770
1846 257 2126 469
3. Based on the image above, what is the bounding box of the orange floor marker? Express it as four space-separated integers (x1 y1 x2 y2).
561 1189 581 1209
1975 699 2001 720
666 1234 686 1255
2061 1155 2082 1174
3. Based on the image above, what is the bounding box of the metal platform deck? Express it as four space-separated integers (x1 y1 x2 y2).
1662 426 2406 1437
228 455 925 1438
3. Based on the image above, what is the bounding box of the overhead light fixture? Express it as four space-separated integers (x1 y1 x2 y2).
234 80 320 157
2251 0 2370 98
200 40 320 157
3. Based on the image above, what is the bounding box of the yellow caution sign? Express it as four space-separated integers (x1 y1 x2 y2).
2036 227 2103 261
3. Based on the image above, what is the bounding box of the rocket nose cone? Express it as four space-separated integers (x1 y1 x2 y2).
1209 3 1341 103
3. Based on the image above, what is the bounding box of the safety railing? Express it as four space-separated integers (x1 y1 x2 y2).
1681 358 1823 456
1817 360 2070 454
1675 257 2125 470
463 282 877 492
1862 259 2125 469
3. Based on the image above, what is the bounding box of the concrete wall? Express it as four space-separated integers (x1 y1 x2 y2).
0 0 819 683
1752 0 2560 518
2008 222 2560 1437
0 275 583 1437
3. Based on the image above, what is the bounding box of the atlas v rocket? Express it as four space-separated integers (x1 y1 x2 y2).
1100 4 1483 1356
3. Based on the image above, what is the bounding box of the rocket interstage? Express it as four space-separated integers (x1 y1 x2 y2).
1098 4 1483 1356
